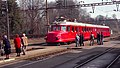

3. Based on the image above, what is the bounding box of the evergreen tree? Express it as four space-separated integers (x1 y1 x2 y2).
8 0 22 34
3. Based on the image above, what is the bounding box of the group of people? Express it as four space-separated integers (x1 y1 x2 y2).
75 33 84 47
75 32 104 47
0 33 28 59
97 32 104 45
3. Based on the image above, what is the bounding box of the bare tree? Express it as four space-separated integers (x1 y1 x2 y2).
18 0 46 35
112 14 119 33
48 0 91 23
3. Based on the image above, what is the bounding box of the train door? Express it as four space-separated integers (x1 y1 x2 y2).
92 27 97 38
86 27 90 39
67 26 72 41
96 27 99 38
75 26 79 34
89 27 95 38
79 26 82 33
61 25 67 41
86 27 90 40
82 26 86 39
71 26 76 39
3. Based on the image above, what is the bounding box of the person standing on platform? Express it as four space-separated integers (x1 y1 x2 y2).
14 34 21 57
90 33 94 46
75 34 79 47
21 33 28 55
3 35 11 59
81 33 84 46
79 33 84 46
97 32 100 45
100 32 104 45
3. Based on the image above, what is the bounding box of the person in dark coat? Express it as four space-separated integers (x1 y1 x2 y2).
81 34 84 46
100 32 104 45
97 32 100 45
79 33 84 46
75 34 79 47
3 35 11 59
90 34 94 46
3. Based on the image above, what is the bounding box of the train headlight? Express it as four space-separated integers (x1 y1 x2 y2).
44 36 47 40
56 34 61 40
56 37 59 40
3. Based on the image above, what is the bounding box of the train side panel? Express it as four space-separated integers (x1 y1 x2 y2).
45 22 110 44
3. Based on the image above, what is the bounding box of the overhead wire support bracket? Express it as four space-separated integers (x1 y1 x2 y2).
22 1 120 11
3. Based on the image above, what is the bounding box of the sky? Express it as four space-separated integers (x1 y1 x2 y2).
48 0 120 19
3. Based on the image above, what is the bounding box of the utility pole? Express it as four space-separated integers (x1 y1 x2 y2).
46 0 49 33
6 0 9 39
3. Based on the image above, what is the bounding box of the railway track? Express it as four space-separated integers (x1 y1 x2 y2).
50 47 113 68
106 54 120 68
74 47 120 68
49 44 120 68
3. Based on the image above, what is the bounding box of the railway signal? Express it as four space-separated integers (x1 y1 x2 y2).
1 1 7 16
1 0 10 39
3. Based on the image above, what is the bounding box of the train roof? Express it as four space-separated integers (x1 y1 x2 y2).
53 20 109 28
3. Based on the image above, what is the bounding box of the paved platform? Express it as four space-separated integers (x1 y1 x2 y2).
0 46 67 64
0 37 114 66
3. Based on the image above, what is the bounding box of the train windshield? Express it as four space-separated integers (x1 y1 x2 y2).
51 25 61 31
51 25 66 31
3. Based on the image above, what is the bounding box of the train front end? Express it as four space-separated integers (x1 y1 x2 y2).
45 23 68 44
45 31 63 43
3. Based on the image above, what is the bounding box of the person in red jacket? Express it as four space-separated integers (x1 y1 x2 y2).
14 34 21 57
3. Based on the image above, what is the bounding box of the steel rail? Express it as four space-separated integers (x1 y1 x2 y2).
73 47 115 68
51 47 114 68
106 54 120 68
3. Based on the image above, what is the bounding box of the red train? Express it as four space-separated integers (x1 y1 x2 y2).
45 20 110 45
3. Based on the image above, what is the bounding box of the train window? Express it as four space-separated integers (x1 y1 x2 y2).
52 26 61 31
84 27 86 32
58 26 61 30
95 28 96 31
82 27 84 32
85 27 86 32
82 27 85 32
91 28 93 32
53 26 57 31
77 27 79 32
86 28 88 31
61 26 66 31
75 27 79 32
85 28 87 31
89 28 91 31
88 28 89 31
89 28 90 31
67 26 70 32
72 27 74 32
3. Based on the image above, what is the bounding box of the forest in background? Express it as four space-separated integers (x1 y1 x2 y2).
0 0 119 38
